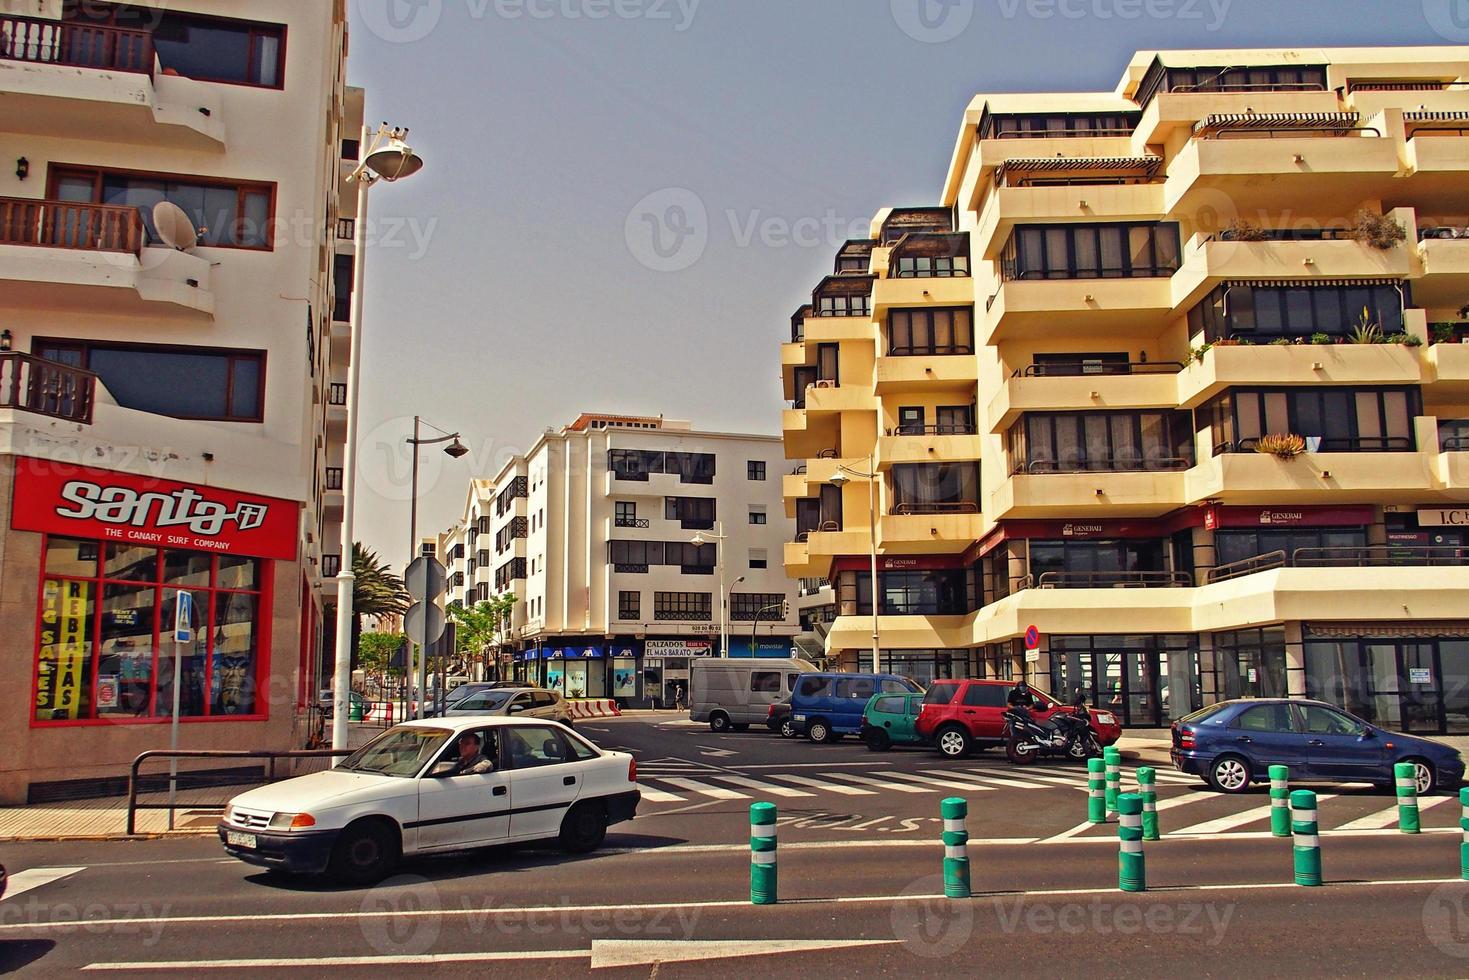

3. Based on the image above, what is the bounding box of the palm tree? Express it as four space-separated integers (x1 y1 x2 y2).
350 543 409 669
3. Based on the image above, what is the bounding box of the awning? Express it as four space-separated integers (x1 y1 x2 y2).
996 156 1162 182
1223 278 1406 289
1304 622 1469 640
1193 111 1361 137
1404 111 1469 122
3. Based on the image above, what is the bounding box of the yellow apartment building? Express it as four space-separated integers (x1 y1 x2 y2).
782 46 1469 733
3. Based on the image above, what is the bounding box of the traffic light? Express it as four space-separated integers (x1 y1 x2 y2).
781 599 790 619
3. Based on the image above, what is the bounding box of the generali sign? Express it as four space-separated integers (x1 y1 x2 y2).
12 457 299 561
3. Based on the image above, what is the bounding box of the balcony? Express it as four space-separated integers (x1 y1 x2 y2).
1136 88 1344 145
1020 570 1193 589
995 467 1189 519
0 198 214 318
1405 129 1469 177
1173 236 1413 312
982 277 1173 344
873 351 978 394
802 382 871 416
988 362 1181 433
785 529 869 578
871 273 972 316
801 315 875 344
976 183 1165 261
877 431 982 468
0 15 224 148
0 352 95 423
1416 229 1469 309
1186 440 1437 505
1209 546 1469 584
1178 342 1425 409
1428 341 1469 392
879 506 983 554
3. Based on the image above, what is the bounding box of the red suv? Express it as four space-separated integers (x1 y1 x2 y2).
915 679 1123 759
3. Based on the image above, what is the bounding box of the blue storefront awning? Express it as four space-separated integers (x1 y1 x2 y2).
725 638 796 659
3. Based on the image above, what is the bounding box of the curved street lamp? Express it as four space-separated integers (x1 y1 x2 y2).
690 524 738 657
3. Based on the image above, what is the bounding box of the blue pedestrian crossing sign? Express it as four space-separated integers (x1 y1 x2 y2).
1024 624 1040 650
174 591 194 643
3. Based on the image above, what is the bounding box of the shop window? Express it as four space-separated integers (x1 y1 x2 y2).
34 536 264 724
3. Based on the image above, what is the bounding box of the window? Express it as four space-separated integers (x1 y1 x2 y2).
731 593 784 621
1003 223 1181 280
748 550 768 570
503 726 576 769
494 559 526 591
835 677 876 700
618 591 640 621
665 496 716 530
897 407 925 434
34 537 264 724
936 405 975 435
1188 283 1406 343
333 254 353 322
51 166 275 249
1215 528 1367 570
816 292 870 316
654 592 712 621
615 502 638 527
608 540 715 573
1299 704 1364 736
748 508 767 526
61 3 287 87
751 671 781 694
847 569 969 616
495 478 528 515
1031 353 1133 376
747 460 767 481
873 695 905 714
1232 704 1296 733
1134 61 1327 110
887 307 974 355
1013 411 1195 473
608 449 715 484
797 676 832 698
889 463 980 514
980 112 1140 138
1203 387 1419 455
962 684 1007 707
36 340 263 422
893 254 969 278
923 683 961 705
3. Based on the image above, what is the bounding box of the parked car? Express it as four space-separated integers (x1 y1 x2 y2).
1171 698 1465 794
218 718 639 884
421 682 528 717
765 698 796 738
916 679 1122 759
442 688 573 726
689 658 815 732
789 672 923 743
860 692 927 751
317 689 371 720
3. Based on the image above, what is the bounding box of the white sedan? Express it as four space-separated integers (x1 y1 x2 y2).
218 717 640 884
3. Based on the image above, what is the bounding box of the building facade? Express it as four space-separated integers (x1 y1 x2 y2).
782 47 1469 732
441 414 800 706
0 0 361 801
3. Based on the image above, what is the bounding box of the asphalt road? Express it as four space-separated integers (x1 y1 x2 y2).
2 714 1466 976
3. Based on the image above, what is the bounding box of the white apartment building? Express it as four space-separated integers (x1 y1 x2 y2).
0 0 360 802
440 414 800 707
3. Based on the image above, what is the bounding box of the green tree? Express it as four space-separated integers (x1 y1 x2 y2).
449 593 517 678
350 543 409 669
358 631 407 676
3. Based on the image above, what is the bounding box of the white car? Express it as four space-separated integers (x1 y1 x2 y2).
442 687 573 725
218 717 640 884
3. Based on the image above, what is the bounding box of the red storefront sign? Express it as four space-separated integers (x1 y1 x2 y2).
1202 505 1375 529
12 457 299 561
831 554 969 573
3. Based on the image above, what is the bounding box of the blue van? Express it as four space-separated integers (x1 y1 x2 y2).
790 672 923 743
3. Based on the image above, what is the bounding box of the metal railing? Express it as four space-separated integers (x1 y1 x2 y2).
1024 570 1194 589
0 352 96 423
0 197 145 254
887 345 975 357
1017 360 1184 377
999 263 1178 282
614 517 650 528
126 748 351 835
1216 435 1414 454
0 14 154 74
1208 551 1289 583
891 501 980 515
654 610 714 622
888 423 978 436
1016 456 1193 474
1208 546 1469 583
1205 125 1382 140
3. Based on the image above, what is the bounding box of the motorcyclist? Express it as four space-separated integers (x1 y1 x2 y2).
1007 680 1040 710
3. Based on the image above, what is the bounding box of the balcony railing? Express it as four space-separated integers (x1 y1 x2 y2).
1209 546 1469 583
887 345 974 357
1023 570 1193 589
1440 421 1469 451
654 609 713 622
889 423 978 436
324 467 343 491
614 517 650 529
891 501 980 516
0 353 96 424
0 14 155 75
1017 360 1184 377
1215 436 1414 455
1015 456 1193 474
0 197 145 254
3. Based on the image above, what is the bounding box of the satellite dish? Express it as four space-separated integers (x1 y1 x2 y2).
152 201 199 252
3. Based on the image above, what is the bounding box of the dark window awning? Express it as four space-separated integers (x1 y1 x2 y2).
1405 110 1469 136
996 156 1162 182
1224 277 1406 289
1305 621 1469 640
1193 111 1361 137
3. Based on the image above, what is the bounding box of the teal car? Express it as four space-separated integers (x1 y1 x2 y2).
861 692 926 751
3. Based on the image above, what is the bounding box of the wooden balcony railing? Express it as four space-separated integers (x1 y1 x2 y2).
0 197 144 254
0 14 154 75
0 353 96 424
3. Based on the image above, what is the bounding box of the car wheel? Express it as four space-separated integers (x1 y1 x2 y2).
1207 754 1252 794
558 802 607 853
1404 757 1437 795
807 719 834 744
731 723 750 732
779 718 797 739
327 820 399 886
864 729 891 752
709 712 731 733
935 726 971 760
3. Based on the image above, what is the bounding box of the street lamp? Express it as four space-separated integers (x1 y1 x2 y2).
331 123 425 753
829 452 881 675
690 523 736 657
407 416 468 716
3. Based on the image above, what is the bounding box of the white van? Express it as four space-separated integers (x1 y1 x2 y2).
689 658 817 732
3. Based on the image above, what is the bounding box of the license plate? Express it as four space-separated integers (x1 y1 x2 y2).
226 831 257 849
792 714 806 721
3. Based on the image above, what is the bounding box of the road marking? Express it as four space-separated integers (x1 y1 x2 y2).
1171 797 1339 837
1154 790 1221 812
697 746 738 758
736 762 893 770
710 775 815 798
658 777 749 800
1039 820 1101 844
970 769 1084 788
770 774 877 795
0 867 85 901
635 785 687 803
884 772 996 793
1336 793 1454 831
942 771 1053 790
822 773 934 794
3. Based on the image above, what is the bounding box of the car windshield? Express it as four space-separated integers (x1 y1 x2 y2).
466 692 514 711
338 726 451 777
445 686 484 704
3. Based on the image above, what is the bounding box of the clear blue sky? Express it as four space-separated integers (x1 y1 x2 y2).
345 0 1457 568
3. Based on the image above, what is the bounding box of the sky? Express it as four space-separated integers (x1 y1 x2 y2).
343 0 1465 569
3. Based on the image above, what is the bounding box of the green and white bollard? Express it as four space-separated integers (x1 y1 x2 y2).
750 802 777 904
1104 747 1122 814
1460 788 1469 880
1087 757 1107 824
1118 792 1146 892
1269 765 1291 838
1136 767 1159 841
1291 789 1322 887
941 797 971 899
1395 762 1421 835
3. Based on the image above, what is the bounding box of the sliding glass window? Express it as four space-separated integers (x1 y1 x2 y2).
1003 222 1181 281
1011 411 1194 473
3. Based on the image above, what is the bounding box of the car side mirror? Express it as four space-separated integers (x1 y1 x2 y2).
510 704 525 714
430 761 457 777
1359 727 1376 739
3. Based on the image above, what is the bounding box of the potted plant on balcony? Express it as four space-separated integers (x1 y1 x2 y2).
1223 219 1271 242
1255 433 1307 459
1348 309 1385 345
1348 209 1407 250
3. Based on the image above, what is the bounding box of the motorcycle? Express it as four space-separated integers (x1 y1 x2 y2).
1003 695 1101 765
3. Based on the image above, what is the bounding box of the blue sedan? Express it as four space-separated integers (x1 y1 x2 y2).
1171 698 1464 795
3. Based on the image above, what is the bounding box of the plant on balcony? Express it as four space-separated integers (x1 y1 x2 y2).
1433 322 1458 345
1348 209 1407 250
1310 332 1335 345
1347 313 1385 345
1269 337 1294 346
1386 332 1423 347
1223 219 1271 242
1189 342 1213 364
1255 433 1307 459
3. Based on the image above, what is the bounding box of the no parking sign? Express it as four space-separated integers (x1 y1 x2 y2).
1024 624 1041 663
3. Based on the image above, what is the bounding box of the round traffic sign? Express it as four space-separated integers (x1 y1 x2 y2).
1024 625 1040 650
405 556 447 602
404 600 446 645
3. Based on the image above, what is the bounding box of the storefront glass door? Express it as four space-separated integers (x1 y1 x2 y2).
1305 637 1469 735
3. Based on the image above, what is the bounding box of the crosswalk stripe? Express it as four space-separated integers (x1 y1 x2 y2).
636 785 687 803
1173 795 1338 835
1153 790 1222 812
1336 794 1454 831
822 773 934 794
709 775 815 798
884 772 996 793
658 777 749 800
977 770 1086 788
770 774 878 795
941 770 1054 790
0 867 85 901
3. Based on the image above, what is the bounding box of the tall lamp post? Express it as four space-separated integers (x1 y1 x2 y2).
407 416 468 717
690 523 735 657
332 124 425 752
829 452 881 675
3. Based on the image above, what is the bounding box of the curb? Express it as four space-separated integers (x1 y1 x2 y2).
0 831 209 843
